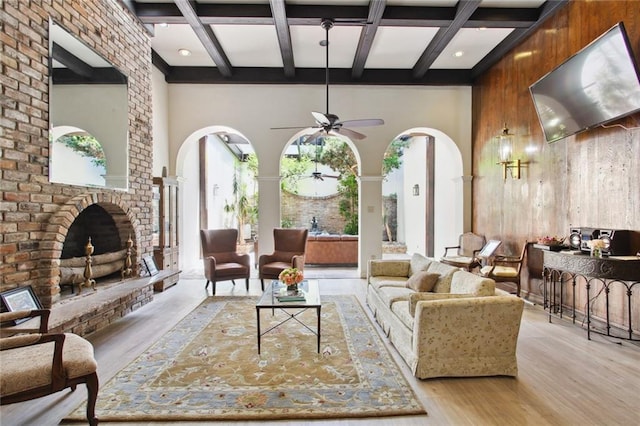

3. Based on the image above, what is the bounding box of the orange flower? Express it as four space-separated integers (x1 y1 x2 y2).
279 268 304 285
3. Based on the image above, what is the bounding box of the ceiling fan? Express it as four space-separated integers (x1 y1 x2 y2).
299 137 339 181
272 19 384 142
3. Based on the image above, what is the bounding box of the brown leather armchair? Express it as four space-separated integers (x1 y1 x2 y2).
258 228 308 290
200 229 251 295
0 309 99 426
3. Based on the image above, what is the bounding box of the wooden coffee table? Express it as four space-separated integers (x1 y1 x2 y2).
256 280 321 354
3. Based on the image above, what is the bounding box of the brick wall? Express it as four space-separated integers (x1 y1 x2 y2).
281 191 347 234
0 0 154 308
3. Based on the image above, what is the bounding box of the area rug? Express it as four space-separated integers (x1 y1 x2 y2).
65 295 425 422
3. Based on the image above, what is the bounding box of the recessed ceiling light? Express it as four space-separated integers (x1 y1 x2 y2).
158 23 169 28
477 27 487 31
178 48 192 57
453 51 464 58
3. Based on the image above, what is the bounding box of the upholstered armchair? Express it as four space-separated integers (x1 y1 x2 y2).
480 242 529 297
0 309 99 426
200 229 251 295
441 232 486 271
258 228 308 290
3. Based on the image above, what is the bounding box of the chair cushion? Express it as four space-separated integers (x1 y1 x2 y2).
261 261 292 276
214 262 249 278
441 255 475 266
481 265 518 277
406 271 440 292
0 333 97 396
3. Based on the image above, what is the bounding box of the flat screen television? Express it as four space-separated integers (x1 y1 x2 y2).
529 22 640 143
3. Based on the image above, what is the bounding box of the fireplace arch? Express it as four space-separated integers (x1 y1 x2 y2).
41 192 141 306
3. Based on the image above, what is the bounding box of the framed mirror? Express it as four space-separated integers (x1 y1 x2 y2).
49 20 129 190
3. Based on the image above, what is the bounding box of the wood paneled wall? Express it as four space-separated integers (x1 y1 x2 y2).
472 0 640 307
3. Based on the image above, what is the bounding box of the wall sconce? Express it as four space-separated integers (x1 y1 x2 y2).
413 184 420 196
497 124 521 180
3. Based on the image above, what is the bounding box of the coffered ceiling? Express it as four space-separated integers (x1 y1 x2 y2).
125 0 568 85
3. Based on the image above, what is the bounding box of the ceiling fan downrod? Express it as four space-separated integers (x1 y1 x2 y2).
321 19 334 115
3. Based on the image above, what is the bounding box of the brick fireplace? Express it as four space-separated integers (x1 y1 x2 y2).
45 192 140 294
1 0 156 336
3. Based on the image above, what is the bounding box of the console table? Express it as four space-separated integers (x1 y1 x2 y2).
542 250 640 341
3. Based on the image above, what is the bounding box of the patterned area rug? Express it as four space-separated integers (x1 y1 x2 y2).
65 295 426 422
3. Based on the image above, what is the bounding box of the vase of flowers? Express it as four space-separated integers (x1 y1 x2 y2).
279 267 304 291
587 239 606 258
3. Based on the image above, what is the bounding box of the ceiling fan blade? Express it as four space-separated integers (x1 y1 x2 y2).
305 130 325 145
322 174 340 179
311 111 331 126
340 118 385 128
336 127 367 140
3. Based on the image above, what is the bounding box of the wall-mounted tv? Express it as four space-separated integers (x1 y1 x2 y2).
529 22 640 143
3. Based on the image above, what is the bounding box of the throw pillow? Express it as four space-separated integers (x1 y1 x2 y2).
405 271 440 292
410 253 432 274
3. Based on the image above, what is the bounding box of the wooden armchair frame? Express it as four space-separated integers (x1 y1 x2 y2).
0 309 98 426
441 232 486 271
480 242 529 297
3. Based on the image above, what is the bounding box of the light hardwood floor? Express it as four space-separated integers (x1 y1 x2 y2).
2 275 639 426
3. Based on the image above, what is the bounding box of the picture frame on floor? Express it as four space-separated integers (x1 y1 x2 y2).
143 255 159 276
1 285 43 324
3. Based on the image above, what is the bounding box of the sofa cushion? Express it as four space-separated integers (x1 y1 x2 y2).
369 277 408 290
410 253 432 275
391 300 414 329
450 270 495 296
426 262 460 293
377 286 414 307
369 260 410 279
408 292 477 316
406 271 440 292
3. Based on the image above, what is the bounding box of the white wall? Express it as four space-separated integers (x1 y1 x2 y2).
152 67 170 177
160 83 471 276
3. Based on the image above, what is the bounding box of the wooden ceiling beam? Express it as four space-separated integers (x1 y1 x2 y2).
270 0 295 78
174 0 233 77
164 66 471 86
133 2 537 28
412 0 482 79
351 0 386 79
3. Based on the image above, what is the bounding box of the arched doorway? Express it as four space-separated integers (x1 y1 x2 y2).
176 126 257 274
279 130 362 273
383 128 463 258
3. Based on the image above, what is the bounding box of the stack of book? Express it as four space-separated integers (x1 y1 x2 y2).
276 290 306 302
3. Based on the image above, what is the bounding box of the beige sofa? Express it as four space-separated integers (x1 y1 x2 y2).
366 253 524 379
